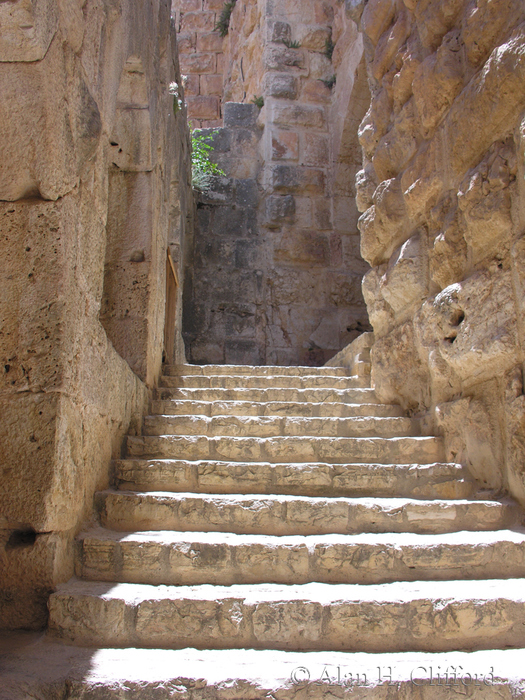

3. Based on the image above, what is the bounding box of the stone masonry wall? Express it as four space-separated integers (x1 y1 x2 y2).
174 0 228 127
354 0 525 505
0 0 192 629
183 0 371 365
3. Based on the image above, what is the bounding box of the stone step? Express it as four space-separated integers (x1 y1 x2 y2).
48 577 525 652
114 459 475 499
77 527 525 586
163 364 350 377
96 491 519 535
159 375 369 390
151 399 404 418
155 386 379 404
5 643 523 697
126 434 444 464
142 415 416 439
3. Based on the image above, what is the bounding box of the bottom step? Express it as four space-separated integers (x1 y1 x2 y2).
2 639 524 699
48 578 525 653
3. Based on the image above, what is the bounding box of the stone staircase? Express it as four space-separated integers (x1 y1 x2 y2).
45 364 525 691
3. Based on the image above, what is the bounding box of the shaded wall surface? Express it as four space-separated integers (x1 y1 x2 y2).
0 0 193 629
353 0 525 505
182 0 372 366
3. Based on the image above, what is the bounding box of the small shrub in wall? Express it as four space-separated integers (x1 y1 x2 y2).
191 129 225 191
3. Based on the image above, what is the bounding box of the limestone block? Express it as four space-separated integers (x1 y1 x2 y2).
309 53 334 80
504 367 525 507
412 30 465 137
428 199 468 289
297 27 331 53
417 270 519 390
263 46 305 71
223 102 259 128
0 0 58 62
457 140 516 264
179 52 216 73
267 20 291 44
362 267 394 337
380 232 429 315
273 104 326 129
272 130 299 161
300 78 332 104
263 73 299 100
274 230 330 267
435 389 504 490
265 195 296 226
186 95 220 119
358 89 393 159
196 32 223 52
0 38 101 200
360 0 395 45
370 9 410 82
413 0 465 50
371 321 430 411
355 166 377 212
271 165 326 195
180 11 215 32
445 23 525 179
301 133 329 166
372 99 418 181
110 107 153 172
359 178 409 266
200 74 223 95
461 0 525 66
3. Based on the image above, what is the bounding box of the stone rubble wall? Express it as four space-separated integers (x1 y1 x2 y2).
354 0 525 505
0 0 193 629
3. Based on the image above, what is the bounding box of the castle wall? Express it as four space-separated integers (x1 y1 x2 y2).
353 0 525 504
0 0 193 629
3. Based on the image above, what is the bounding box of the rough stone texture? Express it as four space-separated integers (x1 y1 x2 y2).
180 0 372 366
0 1 193 630
5 363 525 689
3 642 525 700
352 0 525 507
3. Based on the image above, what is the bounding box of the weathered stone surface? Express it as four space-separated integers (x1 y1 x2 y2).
0 0 190 629
4 642 525 700
0 0 58 62
48 578 525 651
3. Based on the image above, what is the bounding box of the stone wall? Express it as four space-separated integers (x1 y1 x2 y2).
0 0 192 629
174 0 228 127
353 0 525 505
182 0 371 365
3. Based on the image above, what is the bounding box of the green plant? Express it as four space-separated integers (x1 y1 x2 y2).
283 39 301 49
324 36 335 60
215 1 237 37
191 129 225 191
322 74 336 89
251 95 264 109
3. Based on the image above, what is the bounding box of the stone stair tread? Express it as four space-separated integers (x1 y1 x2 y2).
142 414 416 438
48 577 525 652
150 399 405 417
125 434 445 464
163 364 350 376
160 375 369 390
114 459 474 498
79 525 525 546
155 387 379 403
97 490 519 535
52 576 525 603
4 639 524 695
